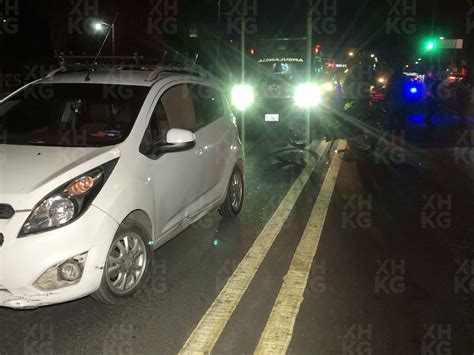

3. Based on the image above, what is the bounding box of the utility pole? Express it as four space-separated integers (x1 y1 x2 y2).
241 2 246 82
431 0 438 70
111 23 115 63
306 0 313 83
241 1 246 148
306 0 313 147
216 0 221 77
430 0 437 35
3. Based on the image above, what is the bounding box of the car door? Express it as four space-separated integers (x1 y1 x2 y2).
189 84 235 203
140 83 208 238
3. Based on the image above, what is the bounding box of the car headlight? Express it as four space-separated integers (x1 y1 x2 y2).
322 82 334 92
294 84 322 108
20 159 118 236
231 84 255 111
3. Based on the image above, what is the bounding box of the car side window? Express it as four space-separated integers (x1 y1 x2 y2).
140 84 197 158
161 84 197 131
139 100 170 156
189 84 225 128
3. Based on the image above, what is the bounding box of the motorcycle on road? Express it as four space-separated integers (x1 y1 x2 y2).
288 95 386 154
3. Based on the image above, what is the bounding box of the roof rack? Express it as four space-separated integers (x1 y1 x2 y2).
144 66 201 82
45 53 146 79
57 54 143 66
53 53 145 69
45 51 203 82
145 54 201 81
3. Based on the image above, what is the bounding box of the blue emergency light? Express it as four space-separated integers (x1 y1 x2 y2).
403 81 424 101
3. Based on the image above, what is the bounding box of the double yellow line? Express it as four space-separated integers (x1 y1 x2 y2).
180 141 345 354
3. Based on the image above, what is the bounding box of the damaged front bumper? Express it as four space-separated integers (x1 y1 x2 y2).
0 205 118 309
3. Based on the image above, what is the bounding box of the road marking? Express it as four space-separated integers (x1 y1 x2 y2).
179 141 330 354
254 140 346 354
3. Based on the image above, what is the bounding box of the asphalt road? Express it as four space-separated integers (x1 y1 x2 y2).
1 111 474 355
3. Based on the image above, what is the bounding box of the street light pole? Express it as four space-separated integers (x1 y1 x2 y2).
306 0 313 148
216 0 221 76
93 12 118 63
241 7 245 82
307 0 313 83
430 0 437 35
112 23 115 58
240 1 246 149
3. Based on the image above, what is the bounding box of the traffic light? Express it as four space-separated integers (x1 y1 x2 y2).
422 38 438 53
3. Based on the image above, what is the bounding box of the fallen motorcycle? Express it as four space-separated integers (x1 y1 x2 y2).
288 96 386 154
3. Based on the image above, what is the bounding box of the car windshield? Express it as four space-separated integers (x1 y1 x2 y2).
251 61 307 82
0 83 149 147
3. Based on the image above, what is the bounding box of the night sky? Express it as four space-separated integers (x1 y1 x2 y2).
0 0 472 67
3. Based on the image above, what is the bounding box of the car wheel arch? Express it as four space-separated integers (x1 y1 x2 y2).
120 210 154 245
221 159 244 196
235 159 244 175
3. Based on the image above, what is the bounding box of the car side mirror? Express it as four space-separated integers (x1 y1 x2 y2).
153 128 196 154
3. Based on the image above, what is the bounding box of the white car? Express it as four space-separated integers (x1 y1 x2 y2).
0 66 244 309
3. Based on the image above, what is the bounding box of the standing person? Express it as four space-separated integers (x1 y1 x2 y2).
457 68 473 132
342 62 374 126
423 69 441 129
341 62 378 152
385 65 408 134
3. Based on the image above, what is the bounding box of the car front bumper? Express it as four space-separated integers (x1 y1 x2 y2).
238 97 335 137
0 205 119 309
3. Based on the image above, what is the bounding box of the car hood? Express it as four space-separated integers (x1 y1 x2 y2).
0 144 121 210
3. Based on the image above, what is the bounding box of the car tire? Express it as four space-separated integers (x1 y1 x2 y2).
92 221 153 305
218 167 244 217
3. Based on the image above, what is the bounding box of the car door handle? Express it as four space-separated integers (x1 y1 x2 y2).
196 147 204 156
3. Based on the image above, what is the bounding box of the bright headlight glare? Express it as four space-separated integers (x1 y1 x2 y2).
322 82 334 92
295 84 322 108
231 84 254 111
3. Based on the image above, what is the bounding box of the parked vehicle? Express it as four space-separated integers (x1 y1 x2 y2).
231 38 340 140
0 64 244 308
